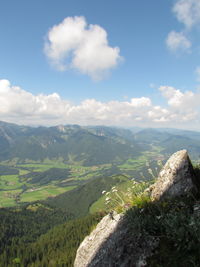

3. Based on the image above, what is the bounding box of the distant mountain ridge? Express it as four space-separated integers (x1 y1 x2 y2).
0 121 142 165
0 121 200 164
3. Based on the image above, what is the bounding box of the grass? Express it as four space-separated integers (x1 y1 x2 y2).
118 155 147 170
0 155 165 208
20 185 76 203
0 189 22 207
0 175 24 190
126 195 200 266
90 177 152 214
90 179 132 213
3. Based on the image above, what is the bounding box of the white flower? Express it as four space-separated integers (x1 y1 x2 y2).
112 189 118 193
102 190 106 194
105 197 111 201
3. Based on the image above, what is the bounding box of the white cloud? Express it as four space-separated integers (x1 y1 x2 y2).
0 79 200 130
159 85 198 108
159 85 200 125
0 79 71 124
173 0 200 29
44 16 122 80
166 0 200 54
166 31 191 52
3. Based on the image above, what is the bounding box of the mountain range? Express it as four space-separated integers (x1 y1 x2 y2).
0 121 200 164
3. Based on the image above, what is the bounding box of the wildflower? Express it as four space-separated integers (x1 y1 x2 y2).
102 190 106 194
112 189 118 193
106 192 110 196
105 197 111 201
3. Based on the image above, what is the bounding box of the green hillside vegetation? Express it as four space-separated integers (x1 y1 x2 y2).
1 122 200 265
161 135 200 159
126 194 200 266
0 204 73 266
0 121 200 164
0 165 19 175
0 122 143 165
45 175 129 217
0 154 160 208
20 168 71 185
0 211 102 267
1 121 200 209
0 162 120 207
20 185 75 203
90 179 133 213
0 163 199 266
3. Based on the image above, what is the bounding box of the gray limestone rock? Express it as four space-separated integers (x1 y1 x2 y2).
74 212 157 267
151 150 197 200
74 212 123 267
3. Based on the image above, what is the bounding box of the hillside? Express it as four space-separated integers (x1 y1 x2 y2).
0 121 200 164
0 123 200 266
44 175 128 217
0 121 143 165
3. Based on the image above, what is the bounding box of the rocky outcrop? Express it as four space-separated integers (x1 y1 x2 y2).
74 212 157 267
74 150 198 267
74 212 123 267
151 150 197 200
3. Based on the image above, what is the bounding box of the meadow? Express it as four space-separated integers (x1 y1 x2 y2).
0 149 164 208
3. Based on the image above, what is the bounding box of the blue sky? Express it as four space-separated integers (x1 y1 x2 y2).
0 0 200 130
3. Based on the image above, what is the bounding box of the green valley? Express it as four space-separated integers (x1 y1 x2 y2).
0 122 200 266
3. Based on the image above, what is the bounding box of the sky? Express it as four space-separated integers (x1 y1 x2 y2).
1 0 200 130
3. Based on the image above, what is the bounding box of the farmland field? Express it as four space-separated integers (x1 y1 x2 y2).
0 151 164 208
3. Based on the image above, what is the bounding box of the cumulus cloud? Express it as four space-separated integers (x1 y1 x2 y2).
173 0 200 29
166 0 200 54
0 79 71 124
44 16 122 80
0 79 200 130
159 85 200 122
166 31 191 52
